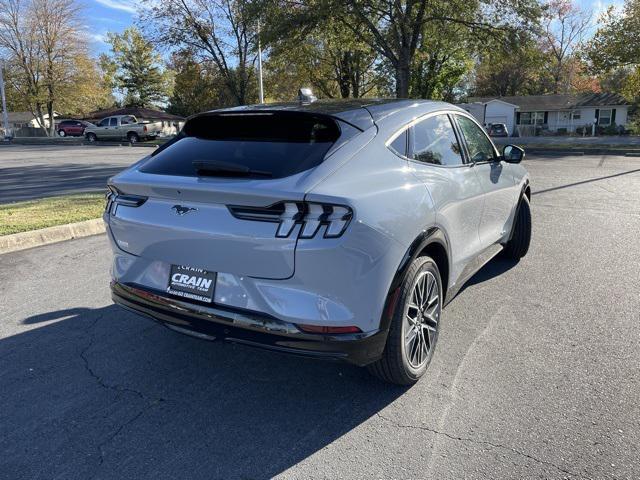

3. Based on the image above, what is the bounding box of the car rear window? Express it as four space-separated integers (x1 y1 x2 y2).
139 112 342 179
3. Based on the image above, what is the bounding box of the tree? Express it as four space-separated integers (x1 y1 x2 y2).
539 0 591 94
266 18 380 99
284 0 540 98
586 0 640 103
141 0 262 106
167 50 235 116
473 33 546 96
0 0 107 135
99 27 172 107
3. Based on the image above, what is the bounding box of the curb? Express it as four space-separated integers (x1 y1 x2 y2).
0 218 105 255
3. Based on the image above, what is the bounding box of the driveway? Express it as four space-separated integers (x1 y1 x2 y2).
1 154 639 479
0 145 148 203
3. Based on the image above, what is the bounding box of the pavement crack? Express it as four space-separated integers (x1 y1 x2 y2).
376 413 587 479
78 313 146 400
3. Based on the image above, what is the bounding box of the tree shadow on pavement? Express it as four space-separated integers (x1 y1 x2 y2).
0 163 126 203
1 304 405 480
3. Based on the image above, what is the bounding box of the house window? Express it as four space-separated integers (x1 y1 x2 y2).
519 111 545 125
571 111 581 121
598 109 612 125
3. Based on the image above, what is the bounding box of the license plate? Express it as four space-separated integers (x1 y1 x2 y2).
167 265 216 303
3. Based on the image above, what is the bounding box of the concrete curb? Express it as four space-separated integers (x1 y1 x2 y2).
0 218 105 255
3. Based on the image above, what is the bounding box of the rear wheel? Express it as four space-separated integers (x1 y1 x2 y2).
58 130 66 137
503 195 531 260
127 132 139 144
86 133 97 143
368 256 442 385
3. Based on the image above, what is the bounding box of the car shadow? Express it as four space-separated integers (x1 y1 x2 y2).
458 256 519 295
1 304 405 479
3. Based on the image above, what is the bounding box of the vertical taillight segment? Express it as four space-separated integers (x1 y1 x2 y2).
228 201 353 239
105 185 147 215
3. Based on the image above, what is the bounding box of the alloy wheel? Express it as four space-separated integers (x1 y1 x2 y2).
404 270 440 369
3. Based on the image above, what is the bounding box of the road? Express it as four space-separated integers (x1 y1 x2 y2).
0 145 148 203
1 154 639 479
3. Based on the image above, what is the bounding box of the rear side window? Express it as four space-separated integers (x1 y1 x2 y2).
140 112 342 179
457 115 496 162
410 114 463 166
110 118 118 127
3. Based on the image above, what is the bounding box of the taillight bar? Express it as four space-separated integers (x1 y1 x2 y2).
228 201 353 239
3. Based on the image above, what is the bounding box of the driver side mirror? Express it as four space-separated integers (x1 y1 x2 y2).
502 144 525 163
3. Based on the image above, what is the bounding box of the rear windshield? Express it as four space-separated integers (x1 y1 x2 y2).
139 112 341 179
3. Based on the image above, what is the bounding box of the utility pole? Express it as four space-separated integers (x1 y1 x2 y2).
257 22 264 104
0 60 10 141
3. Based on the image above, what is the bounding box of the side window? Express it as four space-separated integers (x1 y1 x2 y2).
456 115 496 162
410 114 463 166
99 118 110 127
121 116 135 125
388 130 407 157
110 117 118 127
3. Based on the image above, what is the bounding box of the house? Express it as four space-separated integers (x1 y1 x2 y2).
84 107 185 137
2 111 60 137
462 93 630 136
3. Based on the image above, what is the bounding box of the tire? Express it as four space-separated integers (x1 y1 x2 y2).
86 133 97 143
368 256 442 385
127 132 139 144
503 195 531 260
58 130 66 137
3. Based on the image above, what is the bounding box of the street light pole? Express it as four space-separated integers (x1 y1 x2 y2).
0 60 10 141
257 22 264 104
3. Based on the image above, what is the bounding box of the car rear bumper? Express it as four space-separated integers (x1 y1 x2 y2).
111 281 388 366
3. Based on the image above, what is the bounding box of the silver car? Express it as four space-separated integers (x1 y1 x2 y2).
105 99 531 385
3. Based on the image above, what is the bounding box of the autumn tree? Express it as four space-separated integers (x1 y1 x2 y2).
0 0 109 135
141 0 262 105
539 0 591 94
167 51 236 116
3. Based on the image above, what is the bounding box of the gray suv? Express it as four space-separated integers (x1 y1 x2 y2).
105 99 531 385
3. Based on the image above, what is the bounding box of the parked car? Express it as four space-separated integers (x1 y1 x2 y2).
105 99 531 385
57 120 94 137
84 115 162 143
487 123 509 137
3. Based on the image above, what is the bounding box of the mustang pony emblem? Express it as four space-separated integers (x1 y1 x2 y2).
171 205 198 216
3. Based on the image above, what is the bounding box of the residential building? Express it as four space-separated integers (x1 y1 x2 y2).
462 93 630 136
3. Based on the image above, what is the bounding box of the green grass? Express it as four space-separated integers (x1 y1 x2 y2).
0 193 105 236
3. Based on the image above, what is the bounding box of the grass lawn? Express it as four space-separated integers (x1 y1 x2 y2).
0 193 105 236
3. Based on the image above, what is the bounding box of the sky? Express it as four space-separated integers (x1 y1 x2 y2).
86 0 625 56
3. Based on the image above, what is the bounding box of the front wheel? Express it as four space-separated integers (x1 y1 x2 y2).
86 133 97 143
503 195 532 260
368 256 442 385
58 130 66 137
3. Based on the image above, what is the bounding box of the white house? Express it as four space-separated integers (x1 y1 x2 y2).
458 99 519 135
462 93 630 136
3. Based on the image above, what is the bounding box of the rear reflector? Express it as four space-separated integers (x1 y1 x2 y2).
297 324 362 334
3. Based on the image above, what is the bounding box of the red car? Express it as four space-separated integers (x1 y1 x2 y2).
57 120 93 137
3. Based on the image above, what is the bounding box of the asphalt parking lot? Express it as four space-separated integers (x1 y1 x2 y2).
0 145 148 203
1 154 639 479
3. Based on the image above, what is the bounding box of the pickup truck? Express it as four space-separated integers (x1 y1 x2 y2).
84 115 162 143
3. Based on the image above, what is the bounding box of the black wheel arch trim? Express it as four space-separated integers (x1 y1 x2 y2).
379 226 451 334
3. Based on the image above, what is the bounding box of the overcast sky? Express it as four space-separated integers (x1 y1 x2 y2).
86 0 625 56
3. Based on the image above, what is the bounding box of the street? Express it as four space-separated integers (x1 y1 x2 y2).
1 154 639 479
0 145 148 203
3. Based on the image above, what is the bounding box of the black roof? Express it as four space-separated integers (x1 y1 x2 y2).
84 107 185 122
209 99 432 130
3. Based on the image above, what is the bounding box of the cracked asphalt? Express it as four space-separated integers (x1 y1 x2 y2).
1 154 639 479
